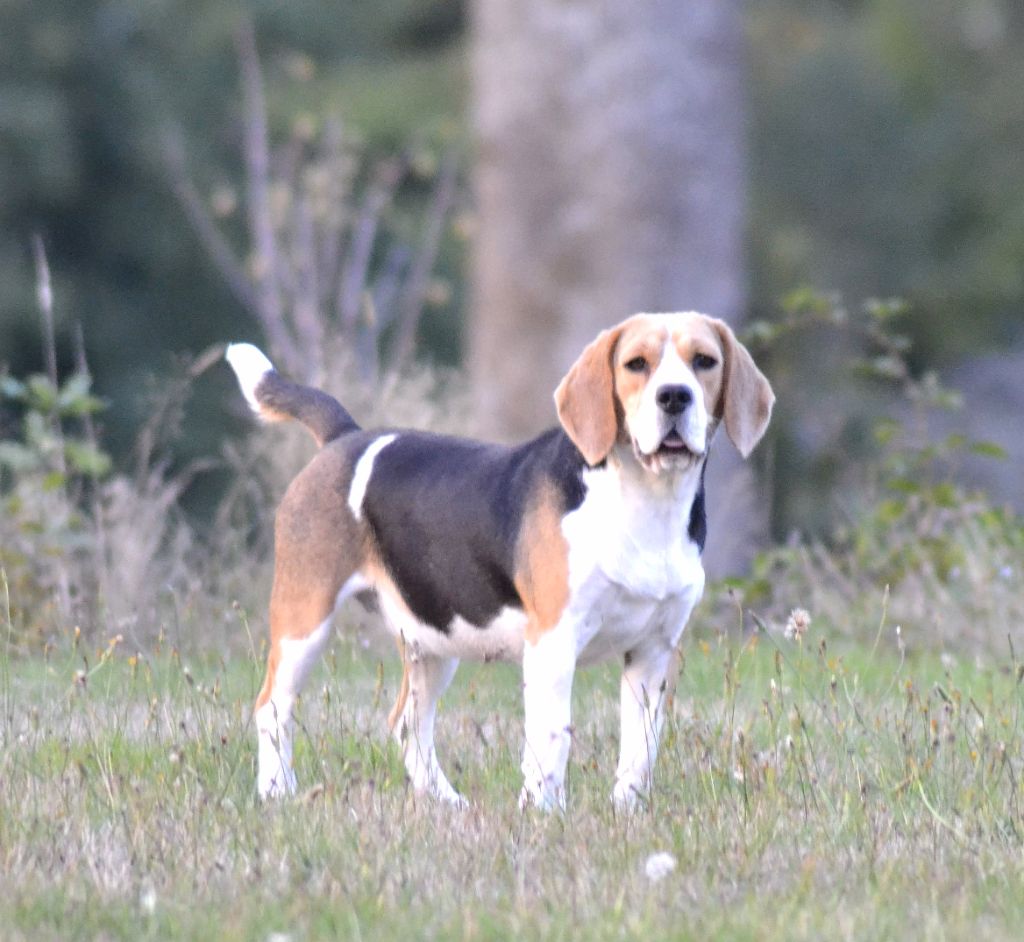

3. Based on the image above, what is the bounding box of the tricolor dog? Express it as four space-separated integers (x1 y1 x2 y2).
226 312 774 810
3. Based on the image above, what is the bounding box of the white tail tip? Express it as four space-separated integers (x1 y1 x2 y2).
225 343 275 415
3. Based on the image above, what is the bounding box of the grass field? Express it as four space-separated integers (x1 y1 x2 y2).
3 596 1023 942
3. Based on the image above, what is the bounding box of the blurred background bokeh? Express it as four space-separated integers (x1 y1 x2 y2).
2 0 1022 565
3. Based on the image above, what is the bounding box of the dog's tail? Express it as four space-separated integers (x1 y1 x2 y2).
225 343 359 447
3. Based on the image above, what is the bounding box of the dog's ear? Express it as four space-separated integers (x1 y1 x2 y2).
710 318 775 458
554 325 624 466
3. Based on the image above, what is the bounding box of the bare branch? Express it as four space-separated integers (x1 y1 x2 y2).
372 244 412 335
316 118 349 310
166 25 462 386
337 158 406 333
73 322 110 614
392 153 458 366
31 234 71 615
235 19 300 374
291 192 324 380
164 149 262 315
31 235 59 392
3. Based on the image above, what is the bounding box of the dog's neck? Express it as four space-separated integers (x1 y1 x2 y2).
564 444 706 600
599 443 707 550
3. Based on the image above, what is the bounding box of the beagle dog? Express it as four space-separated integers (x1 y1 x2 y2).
226 312 774 810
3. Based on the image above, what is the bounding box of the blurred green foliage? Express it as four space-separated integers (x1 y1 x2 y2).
722 288 1023 652
1 0 1021 530
0 372 110 479
0 0 465 462
0 365 110 631
749 0 1024 361
745 287 1011 538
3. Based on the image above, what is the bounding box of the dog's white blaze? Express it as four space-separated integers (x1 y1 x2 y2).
630 338 709 457
347 434 398 521
225 343 275 415
256 576 363 799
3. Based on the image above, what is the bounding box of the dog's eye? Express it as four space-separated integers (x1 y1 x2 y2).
693 353 718 371
624 356 648 373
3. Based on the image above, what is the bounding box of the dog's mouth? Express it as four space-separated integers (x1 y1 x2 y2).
632 429 703 473
657 429 691 456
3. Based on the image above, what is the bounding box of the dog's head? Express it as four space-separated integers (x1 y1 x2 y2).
555 312 775 472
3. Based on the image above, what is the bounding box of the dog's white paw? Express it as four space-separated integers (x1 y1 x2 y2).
429 777 468 809
611 776 648 812
258 767 297 801
518 777 566 813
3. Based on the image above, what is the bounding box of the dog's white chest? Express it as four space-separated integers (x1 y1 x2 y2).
563 461 704 596
561 461 705 664
571 577 694 666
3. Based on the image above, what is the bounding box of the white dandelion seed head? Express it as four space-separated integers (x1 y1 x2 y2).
784 608 811 641
644 852 677 883
139 887 157 915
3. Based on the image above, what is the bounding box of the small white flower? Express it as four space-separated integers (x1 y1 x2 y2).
644 851 677 883
784 608 811 641
139 887 157 915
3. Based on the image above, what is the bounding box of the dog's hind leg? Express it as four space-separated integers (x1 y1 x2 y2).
255 550 368 799
390 642 464 806
254 446 370 799
254 574 365 799
254 613 331 799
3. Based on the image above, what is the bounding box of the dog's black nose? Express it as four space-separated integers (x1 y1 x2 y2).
656 384 693 415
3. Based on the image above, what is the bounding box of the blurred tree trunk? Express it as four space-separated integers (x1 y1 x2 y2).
469 0 763 574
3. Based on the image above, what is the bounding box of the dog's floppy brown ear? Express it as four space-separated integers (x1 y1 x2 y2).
554 325 624 466
711 318 775 458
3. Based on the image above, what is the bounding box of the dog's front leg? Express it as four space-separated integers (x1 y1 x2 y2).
612 640 676 810
520 624 577 811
